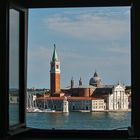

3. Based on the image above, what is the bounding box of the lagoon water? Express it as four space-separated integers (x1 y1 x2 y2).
26 111 131 130
9 104 131 129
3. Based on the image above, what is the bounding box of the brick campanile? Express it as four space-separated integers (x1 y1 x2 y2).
50 44 61 95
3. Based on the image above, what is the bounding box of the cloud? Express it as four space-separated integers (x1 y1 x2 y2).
43 10 130 42
28 8 131 88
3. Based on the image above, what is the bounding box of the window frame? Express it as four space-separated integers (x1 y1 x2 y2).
1 0 140 139
0 0 28 138
8 3 28 130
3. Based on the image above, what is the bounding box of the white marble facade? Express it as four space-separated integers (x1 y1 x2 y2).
108 84 128 110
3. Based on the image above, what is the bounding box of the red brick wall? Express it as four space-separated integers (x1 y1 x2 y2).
79 88 90 97
50 73 60 94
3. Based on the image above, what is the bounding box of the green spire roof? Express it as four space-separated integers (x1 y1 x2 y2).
52 44 58 61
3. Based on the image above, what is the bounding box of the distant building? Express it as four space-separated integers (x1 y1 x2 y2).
9 89 19 103
91 99 105 111
71 86 94 97
34 45 130 112
50 44 61 95
125 86 131 109
92 83 129 110
36 97 105 111
89 71 103 87
109 83 129 110
63 97 69 112
9 95 19 104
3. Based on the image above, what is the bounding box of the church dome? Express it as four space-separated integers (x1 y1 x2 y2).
89 71 102 87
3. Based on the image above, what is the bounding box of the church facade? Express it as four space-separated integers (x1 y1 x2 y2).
108 84 129 110
92 83 129 110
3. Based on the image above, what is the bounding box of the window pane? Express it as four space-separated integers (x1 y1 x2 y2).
27 7 131 130
9 9 20 126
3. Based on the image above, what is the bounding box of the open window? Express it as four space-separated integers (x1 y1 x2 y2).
27 6 131 130
0 0 28 137
1 0 140 139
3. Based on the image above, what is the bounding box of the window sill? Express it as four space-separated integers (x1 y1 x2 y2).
8 127 132 139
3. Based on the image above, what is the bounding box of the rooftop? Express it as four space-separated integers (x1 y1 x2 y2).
37 96 103 100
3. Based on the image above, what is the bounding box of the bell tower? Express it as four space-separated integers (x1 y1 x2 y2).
50 44 61 95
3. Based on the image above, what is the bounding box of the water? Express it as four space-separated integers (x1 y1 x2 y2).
9 104 131 129
9 103 19 126
26 111 131 130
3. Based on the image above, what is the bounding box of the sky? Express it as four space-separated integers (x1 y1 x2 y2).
27 7 131 89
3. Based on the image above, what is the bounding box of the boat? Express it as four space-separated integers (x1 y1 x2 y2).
26 92 42 113
40 94 56 112
41 108 55 113
26 91 56 113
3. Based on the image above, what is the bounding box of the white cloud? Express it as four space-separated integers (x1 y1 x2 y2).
28 8 131 87
44 11 130 41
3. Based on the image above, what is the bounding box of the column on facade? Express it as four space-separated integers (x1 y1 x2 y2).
120 91 121 109
116 91 118 110
123 92 125 108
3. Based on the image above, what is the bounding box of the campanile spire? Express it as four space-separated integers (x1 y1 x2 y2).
52 44 58 61
50 44 61 95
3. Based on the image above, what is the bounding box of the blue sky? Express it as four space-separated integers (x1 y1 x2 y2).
27 7 130 89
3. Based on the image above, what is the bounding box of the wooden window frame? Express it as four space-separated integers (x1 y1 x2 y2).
1 0 140 139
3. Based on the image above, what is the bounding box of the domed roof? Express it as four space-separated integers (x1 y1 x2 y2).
89 71 102 87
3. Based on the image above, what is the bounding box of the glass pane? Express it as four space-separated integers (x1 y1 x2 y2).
9 9 20 126
27 7 131 130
